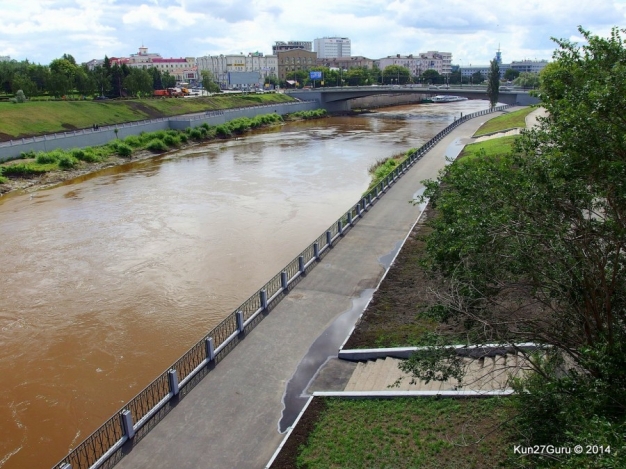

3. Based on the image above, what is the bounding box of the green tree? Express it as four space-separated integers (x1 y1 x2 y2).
92 65 111 97
161 71 176 89
11 72 37 96
201 70 221 93
486 59 500 107
503 68 520 81
421 69 441 84
409 26 626 462
123 68 153 97
75 67 96 97
470 71 484 84
382 65 411 84
513 71 540 88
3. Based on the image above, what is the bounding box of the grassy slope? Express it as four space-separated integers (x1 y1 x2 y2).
473 107 535 136
0 93 295 139
458 135 518 161
296 398 510 469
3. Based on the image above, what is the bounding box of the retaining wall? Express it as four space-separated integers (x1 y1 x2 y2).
0 101 320 162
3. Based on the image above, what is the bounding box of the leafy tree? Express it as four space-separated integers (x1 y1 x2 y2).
345 67 368 86
161 71 176 89
470 71 484 84
486 59 500 107
14 90 26 103
382 65 411 84
201 70 221 93
11 72 37 96
421 69 441 84
92 65 111 97
448 70 462 85
75 67 96 97
410 26 626 462
503 68 520 81
123 68 153 97
513 71 540 88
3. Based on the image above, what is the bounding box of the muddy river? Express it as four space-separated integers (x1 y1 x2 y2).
0 100 490 468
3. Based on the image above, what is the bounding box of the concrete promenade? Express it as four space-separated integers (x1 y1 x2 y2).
113 108 517 469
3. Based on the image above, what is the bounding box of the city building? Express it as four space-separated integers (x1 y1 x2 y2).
316 56 374 70
196 52 278 89
110 46 198 83
0 56 10 62
375 51 452 78
84 59 104 70
314 37 351 59
277 49 317 81
272 41 312 54
509 60 549 74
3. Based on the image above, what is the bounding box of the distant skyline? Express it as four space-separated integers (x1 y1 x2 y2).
0 0 624 66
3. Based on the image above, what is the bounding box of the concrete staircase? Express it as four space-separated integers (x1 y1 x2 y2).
343 354 530 392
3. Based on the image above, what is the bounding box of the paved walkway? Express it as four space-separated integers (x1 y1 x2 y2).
113 108 516 469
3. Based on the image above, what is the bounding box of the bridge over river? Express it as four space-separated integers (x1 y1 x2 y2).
286 85 539 112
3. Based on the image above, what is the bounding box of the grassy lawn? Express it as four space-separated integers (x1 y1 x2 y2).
287 397 511 469
0 93 295 139
458 135 518 161
473 107 535 137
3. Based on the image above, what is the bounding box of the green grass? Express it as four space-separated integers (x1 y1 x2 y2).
0 94 295 139
473 107 535 137
458 136 518 161
297 397 510 469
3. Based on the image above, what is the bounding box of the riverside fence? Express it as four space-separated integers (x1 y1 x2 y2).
52 104 510 469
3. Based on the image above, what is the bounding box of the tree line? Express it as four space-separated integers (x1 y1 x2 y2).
0 54 178 99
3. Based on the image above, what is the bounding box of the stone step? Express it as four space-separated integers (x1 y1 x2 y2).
343 361 367 391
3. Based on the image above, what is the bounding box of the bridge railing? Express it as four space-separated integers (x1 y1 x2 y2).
52 103 510 469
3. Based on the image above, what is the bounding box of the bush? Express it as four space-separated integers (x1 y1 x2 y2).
146 138 168 152
179 133 188 144
15 90 26 103
116 143 133 157
35 152 61 164
58 155 79 169
72 149 101 162
0 175 8 184
20 150 36 159
189 128 203 140
123 135 143 148
2 163 49 178
162 134 180 147
215 124 232 137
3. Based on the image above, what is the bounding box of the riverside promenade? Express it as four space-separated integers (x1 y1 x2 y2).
113 107 519 469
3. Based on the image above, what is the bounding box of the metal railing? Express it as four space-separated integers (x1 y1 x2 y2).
52 104 510 469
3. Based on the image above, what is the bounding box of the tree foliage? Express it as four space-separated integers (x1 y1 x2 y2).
486 59 500 107
412 26 626 464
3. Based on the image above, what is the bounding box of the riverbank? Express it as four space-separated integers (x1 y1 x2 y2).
0 93 296 142
0 110 327 196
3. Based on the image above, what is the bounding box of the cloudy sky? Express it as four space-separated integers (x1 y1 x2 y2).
0 0 624 66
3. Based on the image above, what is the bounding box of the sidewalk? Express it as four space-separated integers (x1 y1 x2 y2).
113 109 512 469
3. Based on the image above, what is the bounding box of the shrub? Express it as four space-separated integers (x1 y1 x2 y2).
15 90 26 103
189 128 203 140
162 134 180 147
179 133 188 143
215 124 232 137
116 143 133 157
146 138 168 152
0 175 8 184
123 135 143 148
20 150 36 159
35 152 61 164
2 163 49 178
72 149 101 162
58 155 79 169
201 122 210 130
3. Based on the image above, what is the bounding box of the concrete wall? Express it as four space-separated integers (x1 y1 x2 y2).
0 101 320 162
349 93 428 109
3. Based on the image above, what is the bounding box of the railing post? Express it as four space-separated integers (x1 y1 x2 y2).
260 289 268 310
314 242 320 260
168 369 179 396
338 220 343 236
236 310 244 332
368 194 372 206
281 271 288 291
206 337 215 361
326 230 332 247
298 255 305 274
121 409 135 439
357 203 363 218
347 211 353 226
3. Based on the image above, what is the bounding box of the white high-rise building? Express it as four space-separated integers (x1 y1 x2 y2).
314 37 351 59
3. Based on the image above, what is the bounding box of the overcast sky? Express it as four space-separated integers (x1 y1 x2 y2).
0 0 624 66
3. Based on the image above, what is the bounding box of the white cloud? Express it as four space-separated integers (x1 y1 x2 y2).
0 0 623 65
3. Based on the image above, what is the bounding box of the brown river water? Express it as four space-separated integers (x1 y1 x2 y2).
0 100 490 468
